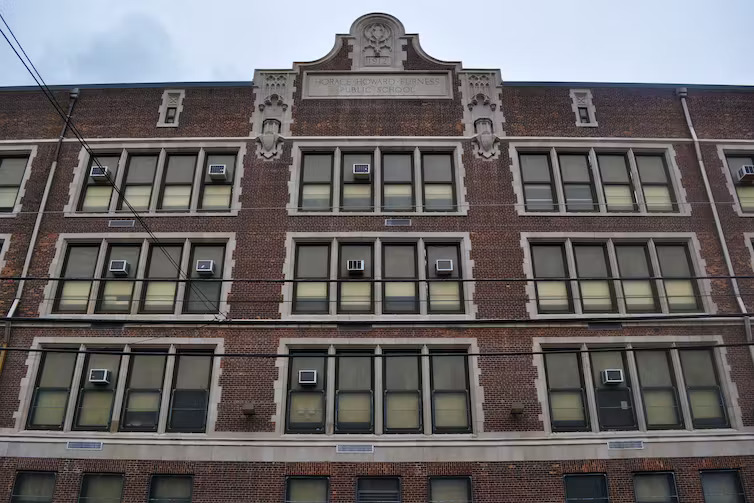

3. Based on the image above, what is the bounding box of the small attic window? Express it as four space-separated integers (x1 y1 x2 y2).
570 89 598 128
157 90 185 127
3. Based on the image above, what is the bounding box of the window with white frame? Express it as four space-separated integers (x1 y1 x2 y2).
570 89 598 127
543 345 729 432
156 89 185 127
52 238 228 316
724 154 754 213
517 148 679 214
289 237 468 316
0 155 30 212
75 148 240 214
296 148 461 213
284 345 472 435
529 238 703 315
26 345 215 433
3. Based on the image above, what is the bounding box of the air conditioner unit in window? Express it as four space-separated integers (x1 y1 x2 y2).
88 368 111 385
89 165 109 182
353 163 371 180
208 164 228 181
601 368 624 385
108 259 130 276
298 369 318 386
195 259 216 276
736 165 754 183
435 259 454 275
347 259 365 274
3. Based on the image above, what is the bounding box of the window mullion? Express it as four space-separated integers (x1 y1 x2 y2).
373 147 382 213
108 150 128 214
87 241 109 315
174 240 192 315
421 344 432 435
329 238 338 315
627 149 647 212
625 344 647 431
332 147 342 213
374 345 383 434
157 344 177 433
131 240 150 315
580 344 599 432
550 148 566 213
190 149 206 212
325 345 336 434
62 344 87 432
149 149 167 213
669 346 693 430
413 147 422 212
564 240 581 315
647 239 670 313
418 239 428 315
605 240 627 314
374 238 383 314
589 149 607 213
110 346 130 432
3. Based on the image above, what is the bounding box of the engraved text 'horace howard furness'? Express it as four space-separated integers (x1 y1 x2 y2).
304 73 452 99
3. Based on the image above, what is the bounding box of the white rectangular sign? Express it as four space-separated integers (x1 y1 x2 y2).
303 72 452 99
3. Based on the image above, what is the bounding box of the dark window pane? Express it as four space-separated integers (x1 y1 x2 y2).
564 474 608 503
125 155 158 184
423 154 453 182
286 478 329 503
74 352 121 430
0 157 28 184
637 155 669 183
564 184 595 211
303 154 333 182
357 478 400 503
598 154 630 183
28 351 77 429
559 154 591 183
336 351 373 433
430 478 470 503
149 476 192 503
121 353 166 431
634 473 677 503
574 245 609 277
532 245 566 278
11 472 55 503
655 245 691 277
616 245 651 277
79 473 124 503
545 351 588 431
184 244 225 314
520 154 552 183
701 471 745 503
383 154 412 182
164 155 197 184
296 245 329 278
524 184 556 211
169 353 212 432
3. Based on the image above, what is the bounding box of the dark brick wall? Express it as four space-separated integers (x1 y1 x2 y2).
687 89 754 140
0 457 751 503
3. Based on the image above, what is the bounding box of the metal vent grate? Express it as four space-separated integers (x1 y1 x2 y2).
108 220 135 228
607 440 644 450
384 218 411 227
66 441 104 450
336 444 374 454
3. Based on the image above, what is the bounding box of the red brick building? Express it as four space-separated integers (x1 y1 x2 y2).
0 12 753 503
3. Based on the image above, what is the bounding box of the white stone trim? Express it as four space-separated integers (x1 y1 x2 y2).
0 145 38 217
156 89 185 128
63 141 247 217
38 232 236 320
509 141 690 216
288 140 468 216
0 234 11 275
520 232 716 319
715 144 754 217
570 89 598 128
280 232 476 321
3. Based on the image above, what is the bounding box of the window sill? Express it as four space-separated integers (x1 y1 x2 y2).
529 311 708 321
0 212 20 218
289 210 469 217
547 428 738 438
517 210 690 217
282 313 476 322
64 210 239 218
40 313 222 322
575 122 599 128
156 123 180 128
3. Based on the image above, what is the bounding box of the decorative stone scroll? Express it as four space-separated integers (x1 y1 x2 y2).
459 72 505 160
251 72 295 160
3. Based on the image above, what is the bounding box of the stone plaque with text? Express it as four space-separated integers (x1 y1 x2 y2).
303 72 452 99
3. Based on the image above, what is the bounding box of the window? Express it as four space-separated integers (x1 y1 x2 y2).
11 472 56 503
570 89 597 127
75 147 241 214
633 473 678 503
157 90 185 127
335 350 374 433
52 238 229 316
516 147 680 214
701 471 746 503
73 350 121 430
296 148 461 214
27 351 77 429
291 237 468 316
148 476 192 503
286 351 327 433
529 238 703 315
79 474 124 503
120 350 167 431
165 107 177 124
578 107 590 124
285 345 472 434
429 478 471 503
168 351 213 432
725 155 754 212
286 478 329 503
0 155 29 211
679 349 728 428
544 350 588 431
542 344 728 432
430 350 471 433
357 478 400 503
564 474 608 503
590 350 637 430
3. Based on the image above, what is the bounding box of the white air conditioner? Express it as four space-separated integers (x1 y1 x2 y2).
108 259 130 277
347 259 365 274
435 259 454 275
208 164 228 181
736 165 754 183
89 165 109 182
195 259 216 276
601 368 624 385
88 368 111 385
353 163 371 180
298 369 318 386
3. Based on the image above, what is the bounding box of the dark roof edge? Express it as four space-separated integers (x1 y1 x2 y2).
0 80 254 91
504 80 754 91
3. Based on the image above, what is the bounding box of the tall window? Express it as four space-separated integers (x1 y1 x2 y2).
725 155 754 212
183 244 225 313
338 243 373 313
96 244 141 313
544 350 588 431
383 351 422 433
341 152 373 211
615 244 659 313
531 244 571 313
335 351 374 433
158 155 196 211
564 474 609 503
559 153 597 211
655 244 700 312
293 244 330 313
633 473 678 503
141 245 183 313
573 244 615 313
286 351 327 433
679 349 728 428
73 350 121 430
598 154 636 212
383 243 419 314
200 153 236 210
300 153 333 211
55 244 100 313
168 351 213 432
148 476 192 503
636 154 675 212
590 350 636 431
11 472 56 503
520 153 557 211
357 478 400 503
79 155 120 212
0 155 28 211
27 351 77 429
635 350 681 429
430 350 471 433
118 155 157 211
701 471 746 503
79 474 124 503
286 478 329 503
426 244 463 313
422 153 456 211
429 478 471 503
382 153 414 211
120 351 167 432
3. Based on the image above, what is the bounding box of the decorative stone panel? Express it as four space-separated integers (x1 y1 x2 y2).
251 72 296 159
460 71 505 159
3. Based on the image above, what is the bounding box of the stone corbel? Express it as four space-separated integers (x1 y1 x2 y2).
256 118 284 159
472 118 499 159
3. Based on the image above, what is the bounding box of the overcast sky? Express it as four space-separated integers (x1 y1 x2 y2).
0 0 752 87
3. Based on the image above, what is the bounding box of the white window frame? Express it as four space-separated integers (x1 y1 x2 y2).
39 232 235 320
281 232 476 320
64 142 246 217
716 145 754 217
534 335 742 434
521 232 715 319
156 89 186 128
0 145 37 217
570 89 598 127
509 142 689 216
275 337 483 436
288 140 467 216
16 336 223 434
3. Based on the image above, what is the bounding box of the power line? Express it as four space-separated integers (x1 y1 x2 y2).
0 13 226 321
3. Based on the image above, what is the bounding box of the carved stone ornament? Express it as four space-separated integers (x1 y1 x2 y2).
363 22 392 57
257 118 282 159
472 118 499 159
